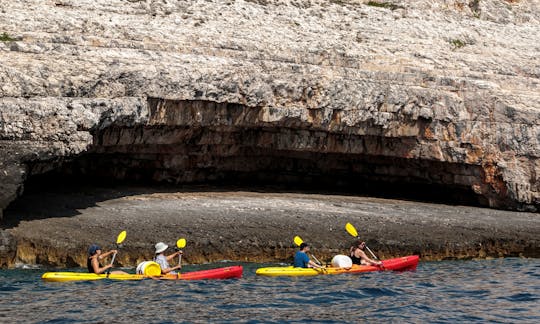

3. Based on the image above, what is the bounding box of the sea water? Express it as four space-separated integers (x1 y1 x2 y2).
0 258 538 323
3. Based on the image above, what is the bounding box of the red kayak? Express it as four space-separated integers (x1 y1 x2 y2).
355 255 419 272
173 265 243 280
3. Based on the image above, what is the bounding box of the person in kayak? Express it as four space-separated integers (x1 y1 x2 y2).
349 240 383 266
154 242 183 275
87 244 128 274
294 243 324 269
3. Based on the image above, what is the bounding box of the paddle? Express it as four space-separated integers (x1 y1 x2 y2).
293 235 323 267
176 238 186 267
106 230 126 276
345 222 379 260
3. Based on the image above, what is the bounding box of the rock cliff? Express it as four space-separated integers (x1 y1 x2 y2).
1 0 540 219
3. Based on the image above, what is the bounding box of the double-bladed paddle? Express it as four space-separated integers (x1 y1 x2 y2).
345 222 379 260
106 230 126 276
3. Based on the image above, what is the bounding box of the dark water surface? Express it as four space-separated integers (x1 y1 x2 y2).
1 259 539 323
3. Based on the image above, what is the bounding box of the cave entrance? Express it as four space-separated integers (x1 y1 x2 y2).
22 148 486 207
7 98 490 225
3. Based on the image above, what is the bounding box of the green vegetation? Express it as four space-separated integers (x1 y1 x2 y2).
469 0 481 18
0 32 15 42
366 1 404 10
450 39 466 50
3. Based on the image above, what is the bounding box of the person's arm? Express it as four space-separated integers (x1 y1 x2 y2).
359 250 382 266
165 251 182 262
308 260 323 269
161 264 181 274
155 255 182 274
98 249 117 260
91 256 112 274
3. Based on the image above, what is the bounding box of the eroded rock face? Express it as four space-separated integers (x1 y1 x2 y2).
1 0 540 216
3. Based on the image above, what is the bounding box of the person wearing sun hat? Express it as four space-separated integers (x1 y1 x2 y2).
153 242 183 275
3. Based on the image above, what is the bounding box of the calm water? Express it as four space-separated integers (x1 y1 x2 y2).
1 259 539 323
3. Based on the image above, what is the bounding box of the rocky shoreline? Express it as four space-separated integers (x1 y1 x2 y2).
1 185 538 269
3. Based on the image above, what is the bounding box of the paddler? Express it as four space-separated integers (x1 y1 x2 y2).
153 242 183 275
349 240 383 266
87 244 128 274
294 243 324 269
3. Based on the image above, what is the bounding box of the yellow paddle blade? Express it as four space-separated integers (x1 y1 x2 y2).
345 223 358 238
176 238 186 249
116 231 127 244
293 236 303 246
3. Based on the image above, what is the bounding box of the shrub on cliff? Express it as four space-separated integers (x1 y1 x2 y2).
0 32 15 42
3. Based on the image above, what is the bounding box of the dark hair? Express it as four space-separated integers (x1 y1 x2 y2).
299 242 309 250
351 240 365 251
88 244 101 256
353 240 362 246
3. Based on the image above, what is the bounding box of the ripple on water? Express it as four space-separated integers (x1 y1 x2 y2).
502 292 538 302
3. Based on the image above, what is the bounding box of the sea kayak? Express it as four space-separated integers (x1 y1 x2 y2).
256 255 419 277
42 265 243 282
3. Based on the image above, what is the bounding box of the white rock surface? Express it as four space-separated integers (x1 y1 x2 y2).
1 0 539 215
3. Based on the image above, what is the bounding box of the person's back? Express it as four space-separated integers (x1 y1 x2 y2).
154 253 171 272
294 249 310 268
349 242 363 265
153 242 182 275
350 253 362 265
293 242 324 269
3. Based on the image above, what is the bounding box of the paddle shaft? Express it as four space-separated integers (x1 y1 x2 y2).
310 254 322 266
109 252 118 268
355 235 378 260
106 230 127 276
106 250 118 276
365 245 378 261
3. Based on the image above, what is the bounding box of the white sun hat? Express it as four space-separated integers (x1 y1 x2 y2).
155 242 168 254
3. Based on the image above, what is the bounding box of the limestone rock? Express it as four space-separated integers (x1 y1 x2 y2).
1 0 540 215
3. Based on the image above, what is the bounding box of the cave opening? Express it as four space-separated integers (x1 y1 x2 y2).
18 125 486 207
20 149 486 207
4 98 491 225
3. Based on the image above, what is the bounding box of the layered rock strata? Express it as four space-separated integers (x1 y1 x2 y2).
1 0 540 223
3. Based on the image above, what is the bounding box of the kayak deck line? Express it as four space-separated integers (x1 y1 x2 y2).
42 265 243 282
255 255 419 277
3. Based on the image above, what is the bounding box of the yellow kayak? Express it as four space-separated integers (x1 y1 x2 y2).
41 272 144 282
256 255 419 277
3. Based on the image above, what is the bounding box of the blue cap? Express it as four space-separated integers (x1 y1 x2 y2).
88 244 101 256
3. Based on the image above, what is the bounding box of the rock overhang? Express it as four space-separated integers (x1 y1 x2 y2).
1 0 540 217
